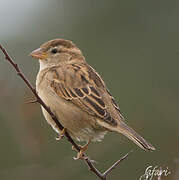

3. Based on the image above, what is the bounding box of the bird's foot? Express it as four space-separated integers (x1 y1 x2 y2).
73 139 91 160
55 128 66 141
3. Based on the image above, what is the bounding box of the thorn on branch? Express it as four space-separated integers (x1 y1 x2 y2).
26 99 38 104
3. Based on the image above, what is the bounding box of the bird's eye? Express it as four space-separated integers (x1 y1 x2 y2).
51 48 58 54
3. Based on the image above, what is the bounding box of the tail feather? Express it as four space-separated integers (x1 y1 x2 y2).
117 122 155 151
97 119 155 151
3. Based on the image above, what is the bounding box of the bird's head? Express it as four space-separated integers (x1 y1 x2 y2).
30 39 84 68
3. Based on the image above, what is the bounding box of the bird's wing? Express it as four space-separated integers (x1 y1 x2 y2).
46 63 124 126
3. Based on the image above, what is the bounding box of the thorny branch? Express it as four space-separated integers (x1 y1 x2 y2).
0 44 132 180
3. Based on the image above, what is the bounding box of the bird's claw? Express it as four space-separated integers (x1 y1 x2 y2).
55 128 66 141
73 139 91 160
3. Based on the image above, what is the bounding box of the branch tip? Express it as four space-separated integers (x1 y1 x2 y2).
102 150 133 178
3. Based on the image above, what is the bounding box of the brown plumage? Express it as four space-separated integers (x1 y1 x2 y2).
30 39 155 152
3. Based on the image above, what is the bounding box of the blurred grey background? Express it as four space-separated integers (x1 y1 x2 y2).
0 0 179 179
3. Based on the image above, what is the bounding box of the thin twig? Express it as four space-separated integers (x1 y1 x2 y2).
0 44 131 180
103 150 133 177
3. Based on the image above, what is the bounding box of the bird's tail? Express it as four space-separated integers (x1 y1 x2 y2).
116 122 155 151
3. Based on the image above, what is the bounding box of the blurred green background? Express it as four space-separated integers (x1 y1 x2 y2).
0 0 179 179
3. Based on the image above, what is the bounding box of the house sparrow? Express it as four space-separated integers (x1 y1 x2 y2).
30 39 155 158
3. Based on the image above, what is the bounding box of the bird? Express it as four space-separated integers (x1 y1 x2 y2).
30 38 155 159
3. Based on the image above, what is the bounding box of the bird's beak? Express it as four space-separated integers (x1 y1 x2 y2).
29 48 47 60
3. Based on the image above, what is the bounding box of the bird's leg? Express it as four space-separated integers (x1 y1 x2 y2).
73 139 91 160
56 128 66 141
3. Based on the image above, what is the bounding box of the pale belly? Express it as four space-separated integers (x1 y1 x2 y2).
37 84 107 142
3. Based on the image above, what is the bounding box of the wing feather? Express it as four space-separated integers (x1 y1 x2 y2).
49 64 118 126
